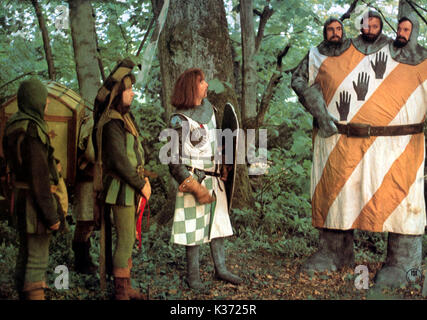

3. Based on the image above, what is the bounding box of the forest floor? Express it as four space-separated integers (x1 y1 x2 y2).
0 222 426 301
134 248 427 301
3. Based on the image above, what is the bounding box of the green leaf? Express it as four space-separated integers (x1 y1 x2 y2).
208 78 225 94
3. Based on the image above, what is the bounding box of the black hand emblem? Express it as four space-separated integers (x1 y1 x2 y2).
352 72 370 101
336 91 351 121
370 51 388 79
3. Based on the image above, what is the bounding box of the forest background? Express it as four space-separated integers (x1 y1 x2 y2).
0 0 426 300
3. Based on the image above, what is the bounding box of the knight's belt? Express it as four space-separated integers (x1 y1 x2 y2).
335 122 424 138
186 166 221 178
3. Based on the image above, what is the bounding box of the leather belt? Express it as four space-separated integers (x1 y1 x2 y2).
186 166 221 177
335 122 424 138
14 181 57 193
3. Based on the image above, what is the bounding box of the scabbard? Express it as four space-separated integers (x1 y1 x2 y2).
99 201 106 290
208 190 217 240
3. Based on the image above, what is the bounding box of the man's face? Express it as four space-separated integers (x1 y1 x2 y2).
361 17 382 42
394 20 412 48
122 88 135 107
195 76 208 103
325 21 343 43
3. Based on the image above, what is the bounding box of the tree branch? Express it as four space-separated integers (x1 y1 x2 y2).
361 0 396 33
230 37 241 45
0 71 38 91
255 5 274 53
340 0 360 21
406 0 427 25
113 3 130 53
252 44 291 128
408 0 427 13
92 6 105 81
136 16 155 57
253 8 262 16
31 0 56 81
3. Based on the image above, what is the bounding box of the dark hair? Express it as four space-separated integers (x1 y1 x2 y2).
323 18 343 41
94 76 133 123
398 17 412 26
171 68 205 110
110 79 128 112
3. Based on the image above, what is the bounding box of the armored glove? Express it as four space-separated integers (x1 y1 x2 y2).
178 176 215 204
302 83 338 138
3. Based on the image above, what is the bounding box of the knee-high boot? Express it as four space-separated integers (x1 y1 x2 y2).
302 228 354 272
374 232 422 289
72 221 96 275
23 281 46 300
186 245 204 290
210 238 242 285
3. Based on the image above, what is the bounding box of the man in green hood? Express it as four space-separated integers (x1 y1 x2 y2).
3 78 63 300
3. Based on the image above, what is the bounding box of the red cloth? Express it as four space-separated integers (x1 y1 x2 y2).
136 196 150 249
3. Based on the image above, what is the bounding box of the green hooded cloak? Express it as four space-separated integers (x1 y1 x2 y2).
6 78 50 141
3 78 60 232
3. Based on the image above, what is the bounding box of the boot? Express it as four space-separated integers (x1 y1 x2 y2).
25 288 45 300
186 245 205 290
72 240 97 275
114 277 129 300
210 238 242 285
374 232 422 289
22 282 46 300
302 228 354 272
179 176 214 204
127 258 148 300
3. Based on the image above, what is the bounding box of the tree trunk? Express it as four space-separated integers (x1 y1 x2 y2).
240 0 258 124
31 0 56 81
68 0 101 112
153 0 253 224
68 0 102 232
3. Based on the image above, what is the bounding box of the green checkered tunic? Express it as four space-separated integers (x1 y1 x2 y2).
171 110 233 246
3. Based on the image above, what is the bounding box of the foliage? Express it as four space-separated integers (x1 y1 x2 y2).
1 219 427 300
1 0 427 300
229 97 317 258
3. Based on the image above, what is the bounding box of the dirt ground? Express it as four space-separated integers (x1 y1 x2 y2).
136 248 427 301
1 237 425 301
